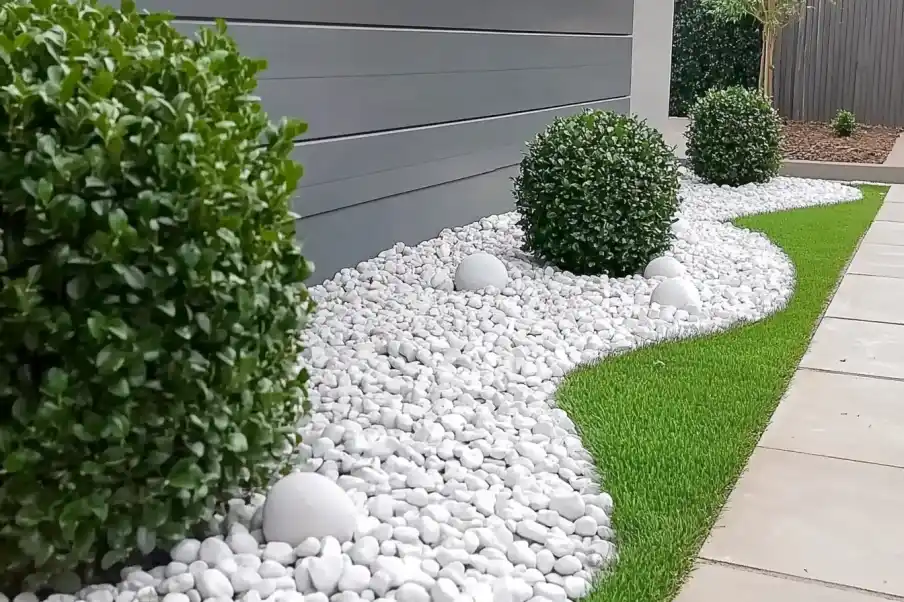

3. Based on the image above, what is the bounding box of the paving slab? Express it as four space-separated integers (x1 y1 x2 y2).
884 136 904 168
875 201 904 222
800 317 904 380
675 562 890 602
879 184 904 203
847 243 904 279
760 369 904 467
700 448 904 596
825 274 904 324
861 220 904 246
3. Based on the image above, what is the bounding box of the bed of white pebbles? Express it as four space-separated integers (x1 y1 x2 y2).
8 176 862 602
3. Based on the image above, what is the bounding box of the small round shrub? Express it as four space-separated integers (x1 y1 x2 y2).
513 109 680 277
0 0 313 584
832 109 857 137
686 86 783 187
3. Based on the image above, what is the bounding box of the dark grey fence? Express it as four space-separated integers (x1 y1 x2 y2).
131 0 635 280
775 0 904 126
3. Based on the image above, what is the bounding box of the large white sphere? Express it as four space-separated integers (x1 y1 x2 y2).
651 277 702 309
261 472 357 546
643 256 687 279
454 252 509 291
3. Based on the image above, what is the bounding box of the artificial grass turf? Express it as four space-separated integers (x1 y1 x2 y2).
557 185 888 602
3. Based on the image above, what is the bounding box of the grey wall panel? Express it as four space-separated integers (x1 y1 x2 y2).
124 0 636 278
171 23 628 81
299 167 519 283
293 98 630 217
133 0 634 35
259 62 631 140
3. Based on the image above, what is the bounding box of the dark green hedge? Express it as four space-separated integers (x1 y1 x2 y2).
669 0 762 117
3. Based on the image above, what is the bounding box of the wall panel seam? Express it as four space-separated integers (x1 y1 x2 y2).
294 95 631 145
296 164 517 221
171 18 634 38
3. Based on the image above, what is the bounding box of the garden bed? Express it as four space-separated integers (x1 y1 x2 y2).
781 120 903 164
5 178 879 602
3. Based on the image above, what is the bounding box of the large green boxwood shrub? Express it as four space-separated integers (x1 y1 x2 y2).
513 110 680 277
0 0 313 584
670 0 761 117
686 86 783 187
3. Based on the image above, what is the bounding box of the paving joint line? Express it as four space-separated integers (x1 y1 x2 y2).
755 445 904 471
798 365 904 384
695 558 904 600
822 314 904 328
847 270 904 280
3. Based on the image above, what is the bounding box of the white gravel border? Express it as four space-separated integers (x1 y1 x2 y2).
9 177 863 602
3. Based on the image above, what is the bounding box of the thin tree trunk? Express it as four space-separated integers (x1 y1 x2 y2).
759 29 770 94
765 29 777 99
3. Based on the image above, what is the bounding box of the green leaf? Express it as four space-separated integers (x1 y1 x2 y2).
226 432 248 453
136 526 156 554
101 549 124 571
60 63 84 103
195 312 211 334
43 367 69 396
157 301 176 317
90 71 115 98
167 458 204 489
66 274 89 301
113 264 146 290
4 448 40 473
109 378 130 398
188 441 205 457
96 345 125 374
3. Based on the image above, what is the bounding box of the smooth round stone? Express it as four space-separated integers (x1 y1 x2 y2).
262 472 357 546
650 277 701 309
454 252 509 291
643 256 686 279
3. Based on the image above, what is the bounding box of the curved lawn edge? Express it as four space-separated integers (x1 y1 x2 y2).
557 185 888 602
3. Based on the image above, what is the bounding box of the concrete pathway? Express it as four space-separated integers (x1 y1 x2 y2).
883 133 904 167
674 185 904 601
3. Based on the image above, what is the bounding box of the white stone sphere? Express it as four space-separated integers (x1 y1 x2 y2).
643 256 687 279
650 277 702 309
261 472 357 546
454 252 508 291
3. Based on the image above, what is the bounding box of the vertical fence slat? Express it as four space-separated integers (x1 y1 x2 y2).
774 0 904 126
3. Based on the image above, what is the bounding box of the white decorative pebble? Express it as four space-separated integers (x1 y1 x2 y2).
196 569 234 599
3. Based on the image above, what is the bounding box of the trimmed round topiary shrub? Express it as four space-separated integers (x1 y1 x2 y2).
686 86 783 186
513 109 680 277
832 109 857 137
0 0 313 585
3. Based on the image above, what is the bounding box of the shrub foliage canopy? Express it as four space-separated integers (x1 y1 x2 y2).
0 0 313 582
686 86 783 187
514 110 680 277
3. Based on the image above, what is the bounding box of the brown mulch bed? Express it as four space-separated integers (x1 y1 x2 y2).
781 120 903 164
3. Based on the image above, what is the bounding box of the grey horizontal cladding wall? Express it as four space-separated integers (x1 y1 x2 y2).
168 22 633 140
299 97 629 281
129 0 635 279
293 98 629 219
299 167 520 283
130 0 633 34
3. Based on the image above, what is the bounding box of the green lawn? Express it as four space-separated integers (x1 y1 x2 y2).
557 185 887 602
